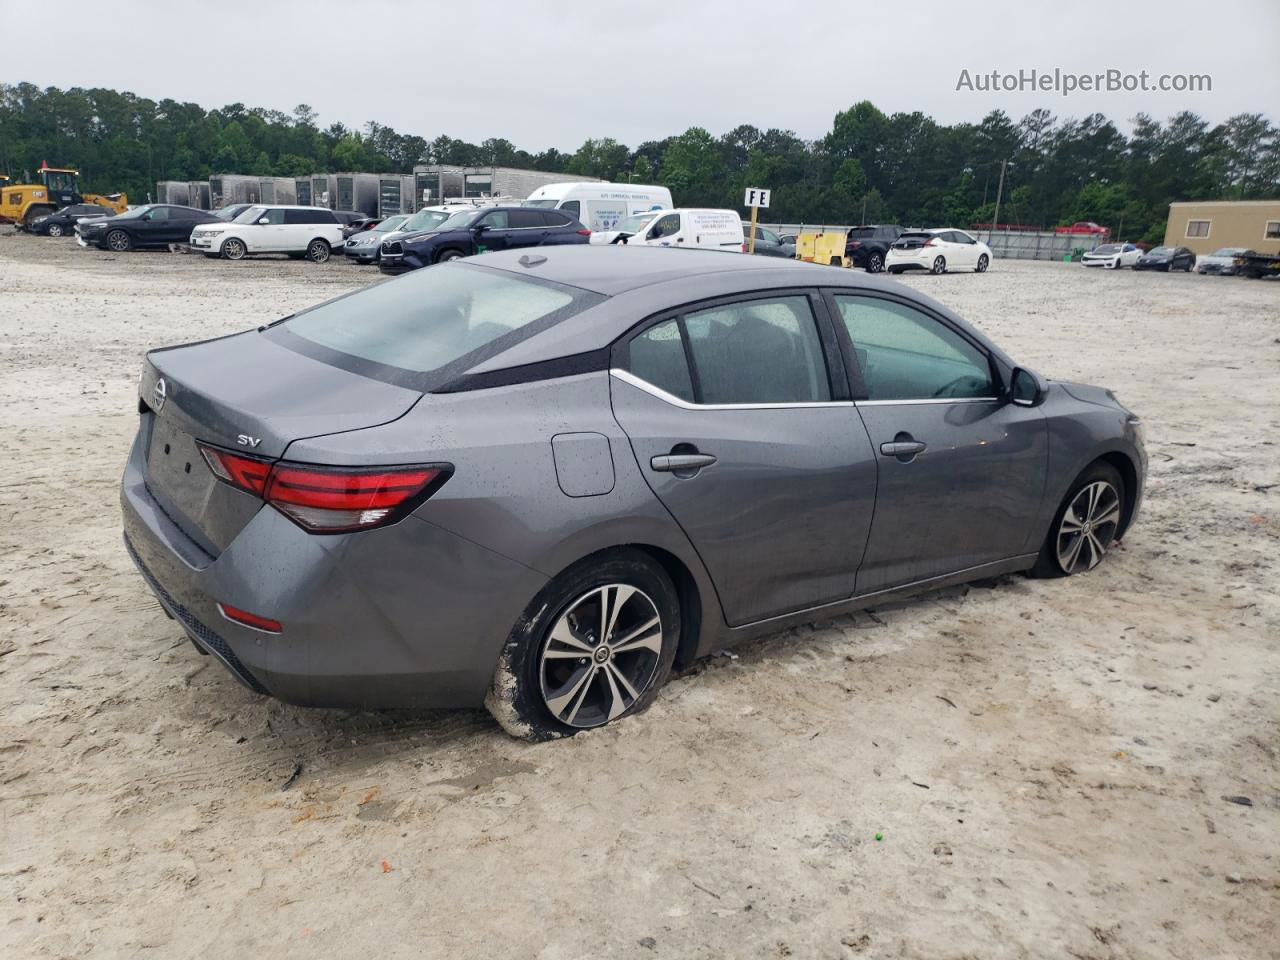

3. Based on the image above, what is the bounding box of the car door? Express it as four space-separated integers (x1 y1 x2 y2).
645 212 682 247
472 210 512 253
827 290 1048 593
610 291 878 626
251 207 288 251
135 205 171 244
947 231 978 267
505 208 550 249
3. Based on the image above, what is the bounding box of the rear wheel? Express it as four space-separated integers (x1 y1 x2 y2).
931 256 947 274
975 254 989 273
866 251 885 273
47 223 65 238
887 266 904 275
485 550 680 740
306 239 330 263
1030 462 1125 578
106 229 132 252
221 238 246 260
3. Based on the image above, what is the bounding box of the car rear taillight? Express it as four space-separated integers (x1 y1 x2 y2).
923 238 937 247
742 242 748 252
577 228 591 236
197 444 449 533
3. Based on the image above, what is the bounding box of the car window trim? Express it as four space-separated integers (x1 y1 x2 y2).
611 287 850 408
820 287 1003 403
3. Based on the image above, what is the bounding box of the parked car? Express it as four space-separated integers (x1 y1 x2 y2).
742 223 795 258
333 210 368 231
1133 246 1195 272
122 245 1145 738
77 204 221 251
590 208 743 251
886 229 992 274
25 203 114 237
525 182 672 233
379 206 590 275
342 215 382 240
1081 243 1142 269
844 224 904 273
1196 247 1254 275
343 214 411 263
778 233 799 245
188 205 345 262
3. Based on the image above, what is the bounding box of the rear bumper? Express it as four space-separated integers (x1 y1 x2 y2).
120 427 548 709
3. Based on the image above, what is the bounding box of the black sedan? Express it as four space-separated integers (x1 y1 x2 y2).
78 204 221 252
1133 246 1195 272
379 206 590 275
25 203 115 237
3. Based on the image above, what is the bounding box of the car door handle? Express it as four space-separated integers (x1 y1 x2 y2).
650 453 717 472
880 440 927 457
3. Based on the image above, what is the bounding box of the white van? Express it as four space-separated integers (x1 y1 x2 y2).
590 208 744 252
524 182 672 233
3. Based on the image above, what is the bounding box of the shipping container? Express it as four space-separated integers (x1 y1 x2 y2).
411 165 467 207
209 174 267 208
463 166 597 201
330 172 381 216
378 175 417 217
155 180 209 208
294 177 313 206
311 174 337 209
259 177 297 205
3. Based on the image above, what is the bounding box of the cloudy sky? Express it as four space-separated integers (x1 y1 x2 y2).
7 0 1277 148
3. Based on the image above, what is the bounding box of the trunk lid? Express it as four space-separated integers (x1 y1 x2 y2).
140 330 421 554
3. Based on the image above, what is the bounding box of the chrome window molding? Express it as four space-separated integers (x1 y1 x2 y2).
610 369 854 411
856 396 1001 407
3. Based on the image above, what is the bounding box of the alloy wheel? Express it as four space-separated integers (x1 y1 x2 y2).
538 584 663 729
107 230 130 252
1056 481 1121 573
931 256 946 274
868 252 884 273
48 224 64 237
976 254 989 273
308 240 330 263
223 239 246 260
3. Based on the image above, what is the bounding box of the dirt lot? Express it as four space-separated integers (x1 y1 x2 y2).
1 235 1277 960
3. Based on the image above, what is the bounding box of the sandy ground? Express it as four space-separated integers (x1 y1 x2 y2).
0 236 1277 960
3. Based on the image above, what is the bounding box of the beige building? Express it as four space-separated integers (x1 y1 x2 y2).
1164 200 1280 255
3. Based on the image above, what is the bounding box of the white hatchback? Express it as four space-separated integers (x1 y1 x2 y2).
886 229 992 275
189 205 345 262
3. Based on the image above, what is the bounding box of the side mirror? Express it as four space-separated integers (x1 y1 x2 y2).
258 217 270 225
1010 367 1048 407
473 223 489 234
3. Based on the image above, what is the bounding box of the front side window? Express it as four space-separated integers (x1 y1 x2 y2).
479 210 509 229
559 200 581 218
649 214 680 240
256 208 285 225
834 295 994 401
145 207 170 221
276 263 596 379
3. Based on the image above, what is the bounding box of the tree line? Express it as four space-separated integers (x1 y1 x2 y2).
2 82 1276 244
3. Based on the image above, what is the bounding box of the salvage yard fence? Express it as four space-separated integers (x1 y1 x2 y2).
761 224 1092 262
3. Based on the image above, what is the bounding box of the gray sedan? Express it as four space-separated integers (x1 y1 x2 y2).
122 247 1146 738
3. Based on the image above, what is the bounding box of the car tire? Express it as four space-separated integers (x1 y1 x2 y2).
47 223 65 238
306 239 330 263
222 238 247 260
436 249 464 263
931 256 946 274
1030 461 1126 579
887 266 904 275
106 229 132 253
975 254 989 273
485 549 681 741
866 251 885 273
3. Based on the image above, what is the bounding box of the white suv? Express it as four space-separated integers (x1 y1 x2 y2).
189 205 345 262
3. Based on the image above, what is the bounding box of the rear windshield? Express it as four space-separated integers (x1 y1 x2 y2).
896 232 932 242
524 199 559 208
269 262 604 388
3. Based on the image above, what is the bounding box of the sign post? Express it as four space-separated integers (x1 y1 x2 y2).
743 187 770 254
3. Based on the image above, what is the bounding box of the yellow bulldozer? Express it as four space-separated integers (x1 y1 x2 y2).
1 162 128 226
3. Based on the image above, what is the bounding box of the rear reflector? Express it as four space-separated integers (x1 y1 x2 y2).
197 443 449 533
218 602 282 634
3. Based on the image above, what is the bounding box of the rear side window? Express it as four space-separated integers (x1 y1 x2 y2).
626 296 831 405
508 209 544 229
834 295 994 401
274 263 601 382
542 211 573 226
147 207 171 221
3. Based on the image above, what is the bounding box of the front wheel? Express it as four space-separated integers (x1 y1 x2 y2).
436 248 464 263
47 223 65 238
931 256 947 274
866 251 884 273
1030 462 1125 578
106 229 132 252
306 239 330 263
485 550 680 740
221 238 247 260
975 254 989 273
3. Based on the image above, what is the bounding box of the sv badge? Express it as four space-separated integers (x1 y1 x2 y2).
237 434 262 448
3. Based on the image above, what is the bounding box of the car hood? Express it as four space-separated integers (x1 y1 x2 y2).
403 229 463 248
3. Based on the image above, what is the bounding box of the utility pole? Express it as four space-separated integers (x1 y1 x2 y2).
990 158 1008 244
861 193 867 225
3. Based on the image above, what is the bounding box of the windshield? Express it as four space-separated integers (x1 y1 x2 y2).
399 209 452 233
1148 246 1173 256
214 205 244 220
275 263 602 382
233 206 267 225
115 205 151 220
435 209 483 231
1091 244 1121 254
524 199 559 208
374 215 410 233
613 212 659 235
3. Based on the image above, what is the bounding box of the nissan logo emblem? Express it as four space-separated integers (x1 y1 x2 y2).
153 377 168 412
